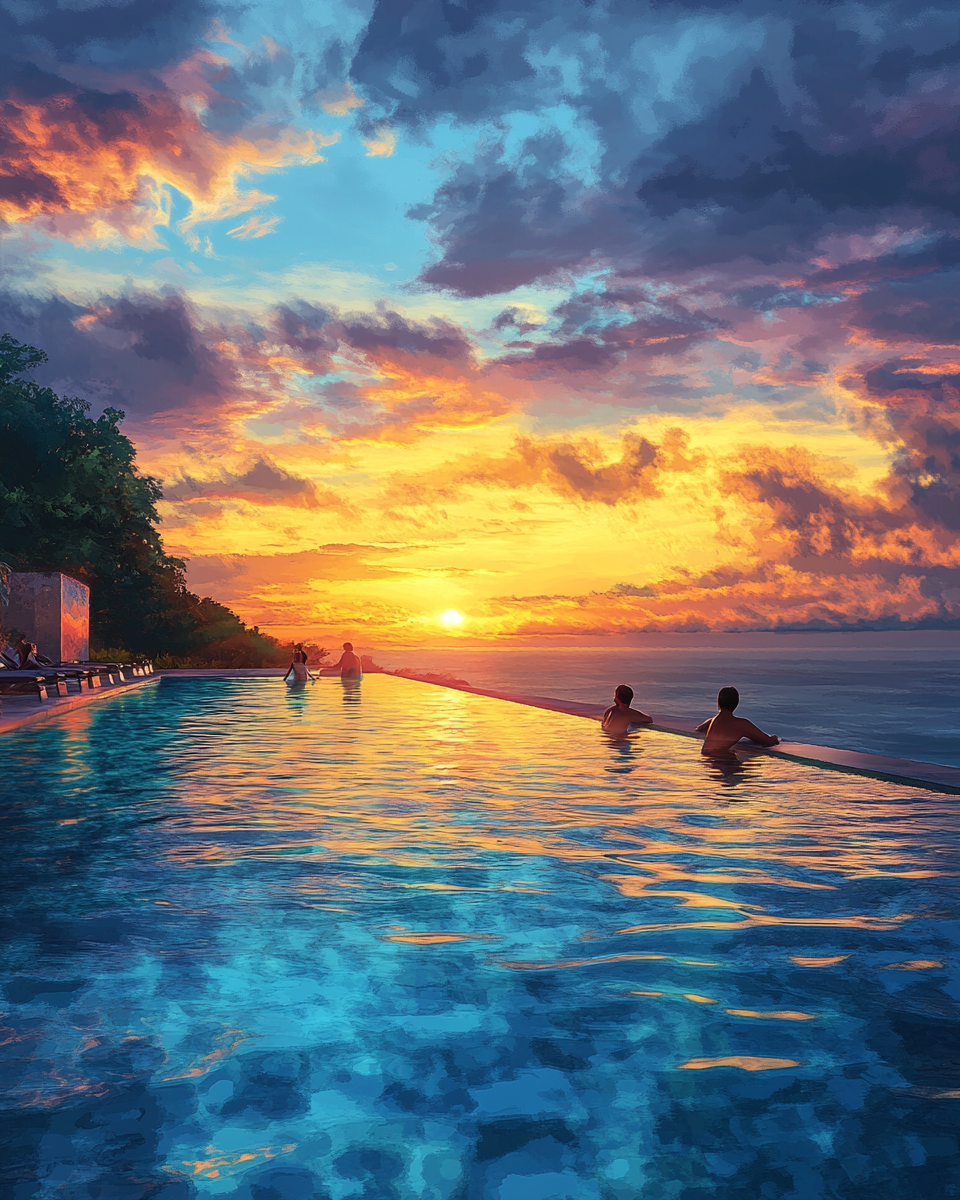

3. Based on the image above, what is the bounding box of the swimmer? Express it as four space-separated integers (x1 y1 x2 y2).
283 644 315 683
330 641 363 679
697 687 779 759
602 684 652 734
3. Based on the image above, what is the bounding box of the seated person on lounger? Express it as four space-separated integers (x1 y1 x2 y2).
697 687 779 759
330 642 363 679
15 638 41 668
602 685 652 734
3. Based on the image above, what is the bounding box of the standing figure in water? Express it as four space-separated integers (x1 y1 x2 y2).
602 685 652 734
697 687 779 759
284 644 315 683
330 641 363 679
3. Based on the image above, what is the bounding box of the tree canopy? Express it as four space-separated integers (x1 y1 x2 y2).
0 333 305 665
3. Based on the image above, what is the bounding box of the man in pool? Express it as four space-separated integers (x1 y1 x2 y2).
602 685 653 734
697 686 779 759
329 642 363 679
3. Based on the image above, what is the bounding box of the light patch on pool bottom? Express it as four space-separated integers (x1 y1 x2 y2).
677 1056 803 1072
724 1008 818 1021
1 674 957 1197
379 931 501 944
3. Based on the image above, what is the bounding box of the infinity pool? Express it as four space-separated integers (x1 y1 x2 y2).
2 676 958 1198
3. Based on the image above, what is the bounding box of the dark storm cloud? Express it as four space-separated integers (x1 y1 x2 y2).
0 0 224 69
0 290 485 435
337 310 472 360
166 458 352 512
0 291 230 421
848 275 960 345
411 134 631 297
344 0 960 294
636 77 960 219
843 356 960 531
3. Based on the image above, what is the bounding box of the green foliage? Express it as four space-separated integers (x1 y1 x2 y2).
0 333 299 665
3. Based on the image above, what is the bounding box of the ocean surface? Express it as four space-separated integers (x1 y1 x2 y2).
376 632 960 769
2 675 958 1198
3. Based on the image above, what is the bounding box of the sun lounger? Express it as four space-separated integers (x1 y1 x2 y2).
41 657 155 680
36 655 158 683
0 650 155 704
1 651 101 694
0 669 57 701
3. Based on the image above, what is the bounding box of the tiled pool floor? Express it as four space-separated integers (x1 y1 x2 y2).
1 676 958 1198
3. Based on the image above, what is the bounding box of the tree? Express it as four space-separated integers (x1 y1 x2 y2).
0 333 307 664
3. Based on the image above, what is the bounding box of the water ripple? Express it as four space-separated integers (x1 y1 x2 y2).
2 675 958 1197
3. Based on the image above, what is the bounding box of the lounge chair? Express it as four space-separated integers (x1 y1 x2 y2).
1 650 98 694
0 668 58 701
37 654 155 680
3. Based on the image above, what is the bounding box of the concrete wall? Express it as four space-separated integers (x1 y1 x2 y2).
5 572 90 661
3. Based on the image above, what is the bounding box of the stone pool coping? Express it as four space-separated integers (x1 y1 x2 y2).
0 673 160 735
4 668 956 795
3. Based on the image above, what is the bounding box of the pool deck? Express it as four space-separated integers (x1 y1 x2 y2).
0 673 160 734
3 668 956 794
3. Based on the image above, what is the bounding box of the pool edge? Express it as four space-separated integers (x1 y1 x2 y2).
0 674 160 735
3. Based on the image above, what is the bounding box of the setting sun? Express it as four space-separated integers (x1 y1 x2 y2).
440 609 464 628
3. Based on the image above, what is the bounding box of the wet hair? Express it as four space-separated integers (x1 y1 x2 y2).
343 642 353 651
718 686 739 711
615 684 634 705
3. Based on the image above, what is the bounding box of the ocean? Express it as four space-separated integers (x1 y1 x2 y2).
375 632 960 769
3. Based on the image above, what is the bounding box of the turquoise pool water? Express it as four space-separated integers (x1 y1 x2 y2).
2 676 958 1198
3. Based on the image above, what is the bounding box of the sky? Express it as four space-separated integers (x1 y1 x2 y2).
2 0 959 645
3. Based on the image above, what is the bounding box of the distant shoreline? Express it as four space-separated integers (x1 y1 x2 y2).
250 628 960 652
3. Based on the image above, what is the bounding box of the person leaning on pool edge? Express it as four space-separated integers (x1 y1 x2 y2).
697 687 779 759
330 642 363 679
602 684 652 734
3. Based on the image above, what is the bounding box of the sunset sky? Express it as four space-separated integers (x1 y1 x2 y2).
2 0 959 644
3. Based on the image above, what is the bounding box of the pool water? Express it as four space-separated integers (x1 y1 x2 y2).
2 676 958 1199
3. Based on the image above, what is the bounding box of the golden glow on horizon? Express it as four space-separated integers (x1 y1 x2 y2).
139 398 957 646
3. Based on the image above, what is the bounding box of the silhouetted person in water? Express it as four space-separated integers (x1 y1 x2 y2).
330 642 362 679
602 684 652 734
697 687 779 760
284 644 314 683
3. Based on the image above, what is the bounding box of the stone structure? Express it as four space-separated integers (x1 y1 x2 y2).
5 572 90 662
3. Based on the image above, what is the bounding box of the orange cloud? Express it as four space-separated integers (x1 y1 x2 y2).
478 566 958 639
0 69 333 246
166 458 354 513
317 83 364 116
362 127 396 158
381 427 703 508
